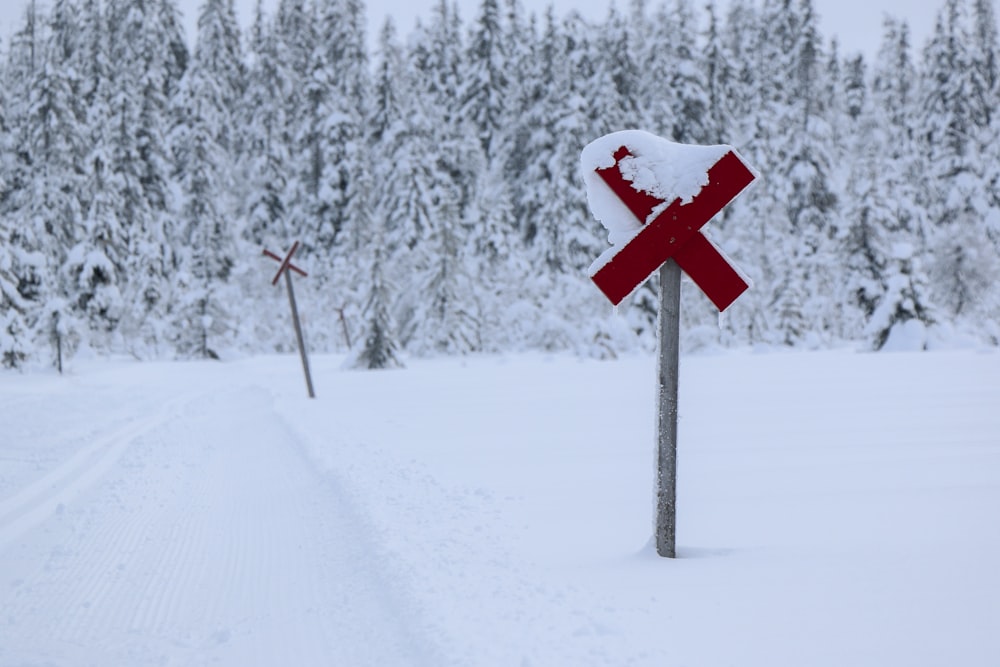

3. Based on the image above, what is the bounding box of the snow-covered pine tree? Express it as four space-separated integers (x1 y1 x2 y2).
405 192 480 356
370 18 404 149
62 0 127 353
78 0 106 113
322 0 375 350
314 0 370 251
378 20 468 353
706 0 771 346
392 0 488 354
286 18 331 258
464 162 517 352
418 0 466 128
371 18 429 338
720 0 760 143
0 4 42 368
0 274 29 369
0 40 31 368
22 0 90 367
242 3 291 250
494 0 535 184
591 4 640 132
461 0 532 350
415 0 481 231
849 16 939 348
371 18 425 250
631 0 674 137
824 37 848 157
524 13 628 349
758 0 839 347
969 0 1000 340
530 13 602 276
236 3 305 354
662 0 711 144
67 146 128 352
100 0 190 357
169 0 244 359
171 101 234 359
841 47 935 350
348 244 404 370
348 52 402 370
6 0 40 84
272 0 316 247
730 0 794 345
702 1 739 145
275 0 314 81
157 0 190 100
460 0 508 162
508 7 556 251
871 16 928 251
840 54 882 334
918 0 1000 334
968 0 999 130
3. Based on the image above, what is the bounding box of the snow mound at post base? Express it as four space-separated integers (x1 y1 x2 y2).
580 129 732 275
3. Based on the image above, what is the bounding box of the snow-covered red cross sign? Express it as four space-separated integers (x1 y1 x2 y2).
581 130 760 559
582 130 757 310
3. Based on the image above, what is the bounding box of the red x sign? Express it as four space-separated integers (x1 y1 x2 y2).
590 146 756 311
263 241 308 286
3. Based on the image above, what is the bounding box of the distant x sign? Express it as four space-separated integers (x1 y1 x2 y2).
264 241 308 286
261 240 315 398
591 147 756 311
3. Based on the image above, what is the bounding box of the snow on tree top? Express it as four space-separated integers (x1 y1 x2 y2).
581 130 733 275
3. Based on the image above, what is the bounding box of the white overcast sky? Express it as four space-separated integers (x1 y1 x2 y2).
1 0 937 64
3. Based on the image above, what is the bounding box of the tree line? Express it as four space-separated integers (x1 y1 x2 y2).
0 0 997 370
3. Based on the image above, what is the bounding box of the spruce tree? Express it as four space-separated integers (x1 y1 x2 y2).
461 0 508 161
169 0 244 359
0 42 30 367
919 0 999 330
242 4 291 250
349 245 403 370
24 0 89 366
859 16 939 346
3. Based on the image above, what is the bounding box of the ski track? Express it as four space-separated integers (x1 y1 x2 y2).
0 393 195 552
0 383 433 667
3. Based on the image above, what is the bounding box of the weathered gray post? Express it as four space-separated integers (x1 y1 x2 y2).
283 268 315 399
335 305 352 349
656 260 682 558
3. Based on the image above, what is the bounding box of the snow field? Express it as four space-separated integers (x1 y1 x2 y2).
282 349 1000 666
1 348 999 665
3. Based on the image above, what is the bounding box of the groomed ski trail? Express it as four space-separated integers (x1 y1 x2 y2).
0 383 437 667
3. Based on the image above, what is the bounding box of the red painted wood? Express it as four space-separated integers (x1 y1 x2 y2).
266 241 309 285
263 248 309 277
672 233 749 311
591 148 755 310
596 146 667 223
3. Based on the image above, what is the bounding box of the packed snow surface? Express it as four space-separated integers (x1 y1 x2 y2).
2 349 999 666
581 129 733 274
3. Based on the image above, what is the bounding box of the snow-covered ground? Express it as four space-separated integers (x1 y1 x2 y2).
1 348 998 666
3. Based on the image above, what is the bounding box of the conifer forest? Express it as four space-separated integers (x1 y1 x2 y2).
1 0 998 370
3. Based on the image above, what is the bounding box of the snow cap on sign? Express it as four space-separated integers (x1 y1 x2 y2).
581 130 732 273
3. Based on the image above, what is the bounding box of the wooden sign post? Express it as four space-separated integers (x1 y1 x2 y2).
263 241 316 399
583 132 758 558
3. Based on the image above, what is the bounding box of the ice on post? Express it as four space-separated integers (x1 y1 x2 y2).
580 129 733 276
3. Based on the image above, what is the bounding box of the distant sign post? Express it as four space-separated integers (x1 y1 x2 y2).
583 132 757 558
263 241 316 399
